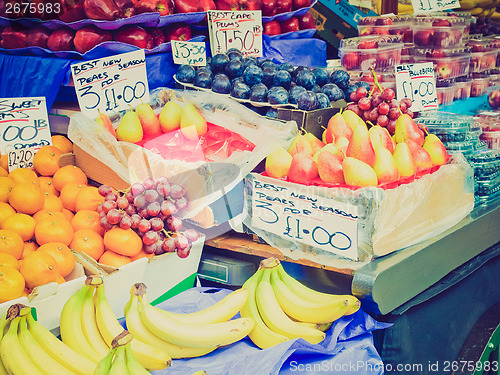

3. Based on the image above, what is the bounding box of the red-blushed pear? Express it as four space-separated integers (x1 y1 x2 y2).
303 132 325 154
317 151 344 184
342 110 366 131
369 125 396 153
96 110 116 139
392 142 417 178
342 157 378 187
346 124 376 167
265 147 293 179
288 153 319 183
325 112 352 143
394 114 425 146
313 143 345 163
373 147 400 184
335 136 349 155
180 101 207 140
407 139 432 171
288 134 314 157
135 101 161 136
422 134 448 166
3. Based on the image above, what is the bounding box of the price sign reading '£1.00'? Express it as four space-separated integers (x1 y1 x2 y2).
411 0 460 13
172 40 207 67
208 10 263 57
71 50 150 118
250 174 359 261
395 62 438 112
0 97 52 157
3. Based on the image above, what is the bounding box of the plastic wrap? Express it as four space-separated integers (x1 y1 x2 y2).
242 154 475 269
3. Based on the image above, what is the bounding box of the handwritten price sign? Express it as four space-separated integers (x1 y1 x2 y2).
71 50 150 118
411 0 459 12
208 10 263 57
250 174 359 260
8 147 36 171
172 40 207 67
395 62 438 112
0 97 52 155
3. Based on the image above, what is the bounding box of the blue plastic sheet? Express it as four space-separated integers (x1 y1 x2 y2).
262 35 326 67
132 287 390 375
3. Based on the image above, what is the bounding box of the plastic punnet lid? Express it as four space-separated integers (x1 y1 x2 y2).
358 15 414 26
417 112 474 128
443 140 475 152
412 46 471 57
470 149 500 163
340 35 403 48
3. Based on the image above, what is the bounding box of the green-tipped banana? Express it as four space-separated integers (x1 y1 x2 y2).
276 264 361 315
81 284 110 357
94 348 115 375
255 269 326 345
270 267 348 324
108 345 130 375
240 269 289 349
124 342 151 375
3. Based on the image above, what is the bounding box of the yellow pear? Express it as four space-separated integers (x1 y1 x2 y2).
180 102 208 140
135 102 161 136
392 142 416 178
116 110 143 143
159 100 182 133
342 157 378 187
422 134 448 166
342 110 367 131
288 134 314 156
373 147 400 184
265 147 293 179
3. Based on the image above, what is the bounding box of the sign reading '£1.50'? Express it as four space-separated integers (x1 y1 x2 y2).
208 10 263 57
71 50 150 118
251 174 359 261
0 96 52 155
395 62 438 112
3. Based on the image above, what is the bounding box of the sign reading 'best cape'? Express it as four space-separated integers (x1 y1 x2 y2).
251 174 359 260
71 50 150 118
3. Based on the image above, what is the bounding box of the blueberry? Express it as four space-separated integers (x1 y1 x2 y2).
267 86 289 105
193 71 212 89
243 65 264 86
316 92 330 109
312 67 329 87
321 83 345 102
211 73 231 94
294 70 316 90
211 53 230 73
273 70 292 90
250 83 268 102
231 81 251 99
289 85 307 104
225 59 244 79
297 90 319 111
329 69 351 90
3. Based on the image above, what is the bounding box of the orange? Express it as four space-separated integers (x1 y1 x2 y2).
0 229 24 259
0 176 15 203
0 266 25 303
22 240 38 259
0 253 20 270
51 135 73 154
2 213 36 241
8 168 39 185
71 210 104 236
37 242 76 278
32 209 67 223
0 201 16 226
0 166 8 177
62 208 74 222
98 250 131 268
39 176 59 196
52 165 87 192
33 146 62 177
74 186 105 212
35 218 74 246
42 193 64 212
59 183 86 212
70 229 105 261
130 249 154 262
8 182 44 215
0 154 8 171
103 228 142 257
56 275 66 284
20 251 60 290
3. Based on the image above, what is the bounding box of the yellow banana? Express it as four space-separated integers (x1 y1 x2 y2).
18 315 76 375
139 293 254 349
27 314 97 375
81 285 110 357
317 322 334 332
470 7 484 14
94 347 115 375
256 268 326 345
491 11 500 19
397 3 414 13
240 269 289 349
0 318 9 375
459 0 478 8
125 293 217 359
108 345 130 375
270 267 348 324
276 264 361 315
93 284 172 371
1 305 43 375
192 372 209 375
124 342 151 375
60 285 102 362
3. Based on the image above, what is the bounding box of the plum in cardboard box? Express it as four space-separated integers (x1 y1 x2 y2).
243 154 475 270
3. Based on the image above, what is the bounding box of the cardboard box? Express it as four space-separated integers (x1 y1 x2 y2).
0 263 86 332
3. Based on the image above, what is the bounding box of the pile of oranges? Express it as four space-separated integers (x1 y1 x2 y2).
0 135 147 305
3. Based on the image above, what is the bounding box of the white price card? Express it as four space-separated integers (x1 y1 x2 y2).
7 146 36 171
250 174 359 260
71 50 150 118
172 40 207 67
411 0 459 13
395 62 438 112
207 10 263 57
0 97 52 154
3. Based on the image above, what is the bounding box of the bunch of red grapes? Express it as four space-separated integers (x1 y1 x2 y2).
345 86 414 135
97 177 199 259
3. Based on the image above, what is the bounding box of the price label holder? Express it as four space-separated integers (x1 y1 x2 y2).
0 97 52 156
250 174 359 261
395 62 438 112
7 146 37 171
207 10 263 57
172 40 207 67
411 0 459 13
71 50 150 118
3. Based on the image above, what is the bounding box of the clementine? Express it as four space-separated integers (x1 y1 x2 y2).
0 201 16 226
20 251 60 289
0 229 24 259
8 182 45 215
32 209 67 223
0 266 25 303
62 208 74 222
37 242 76 278
51 135 73 154
8 168 39 185
70 229 105 261
74 186 105 212
22 240 38 259
0 155 8 171
2 213 36 241
33 145 62 176
59 183 86 212
0 166 8 177
35 218 74 246
42 193 64 212
0 253 20 270
0 176 15 203
71 210 104 235
98 250 131 268
130 249 154 262
39 176 59 196
103 228 142 257
52 165 87 192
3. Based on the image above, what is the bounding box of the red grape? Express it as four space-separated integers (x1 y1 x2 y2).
101 200 117 214
167 216 183 232
131 183 145 197
143 177 156 190
378 102 390 115
99 210 106 219
105 192 118 202
401 97 412 109
143 231 158 246
119 215 132 230
156 176 169 185
124 204 136 216
184 229 199 242
345 104 362 116
150 217 164 231
147 201 161 217
170 185 185 199
138 218 151 233
100 216 113 231
161 200 178 216
177 244 192 259
106 209 122 225
96 204 103 214
162 237 176 253
98 185 113 197
388 99 399 109
350 91 358 102
116 196 129 210
399 102 407 112
138 208 150 219
377 115 389 127
175 197 189 210
130 214 142 229
388 107 401 120
368 108 379 122
371 95 383 108
381 88 395 101
175 234 189 250
143 243 157 254
405 109 414 118
124 190 134 203
144 189 159 203
358 97 371 111
356 86 368 99
387 119 397 134
156 181 171 197
134 195 147 209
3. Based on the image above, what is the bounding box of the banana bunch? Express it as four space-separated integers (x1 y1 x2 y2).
0 303 97 375
240 258 361 350
94 331 150 375
124 283 254 359
60 276 172 371
459 0 500 15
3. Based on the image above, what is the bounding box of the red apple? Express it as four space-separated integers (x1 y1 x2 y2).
0 25 27 49
47 28 75 52
114 26 152 49
358 40 378 49
215 0 240 9
73 25 111 53
435 62 452 79
263 20 281 36
488 90 500 110
164 23 192 42
26 26 51 49
83 0 120 20
172 0 204 12
298 12 316 30
59 0 86 22
375 17 392 25
276 0 292 13
239 0 261 10
200 0 216 10
292 0 311 10
261 0 276 16
413 30 433 46
359 27 374 36
133 0 173 15
432 18 451 26
114 0 136 16
280 17 300 33
374 27 390 35
342 52 359 70
147 27 166 47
